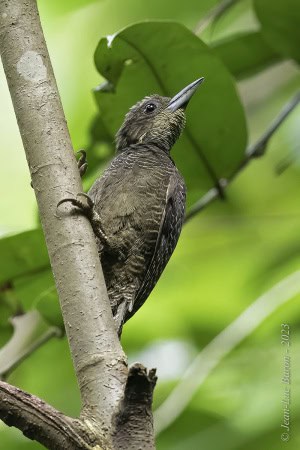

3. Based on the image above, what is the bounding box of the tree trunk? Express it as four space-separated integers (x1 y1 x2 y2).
0 0 156 448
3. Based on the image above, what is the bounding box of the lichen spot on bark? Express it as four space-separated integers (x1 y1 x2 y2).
17 51 47 83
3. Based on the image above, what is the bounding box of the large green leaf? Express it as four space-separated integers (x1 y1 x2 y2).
94 21 247 205
0 229 49 286
13 269 62 329
213 31 283 80
254 0 300 64
0 230 49 326
0 230 59 327
85 114 114 173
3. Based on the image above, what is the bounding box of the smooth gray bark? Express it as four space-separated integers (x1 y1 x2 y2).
0 1 156 448
0 0 126 427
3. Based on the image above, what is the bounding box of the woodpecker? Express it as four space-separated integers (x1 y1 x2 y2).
59 78 204 335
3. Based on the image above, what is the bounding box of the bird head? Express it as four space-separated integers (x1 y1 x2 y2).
115 78 204 153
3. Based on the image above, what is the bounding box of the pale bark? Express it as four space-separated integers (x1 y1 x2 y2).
0 1 155 448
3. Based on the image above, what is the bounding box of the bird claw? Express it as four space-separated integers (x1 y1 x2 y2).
57 193 109 246
57 193 94 217
77 149 88 178
76 192 94 209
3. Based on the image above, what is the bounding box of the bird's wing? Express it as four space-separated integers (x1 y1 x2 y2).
125 172 185 322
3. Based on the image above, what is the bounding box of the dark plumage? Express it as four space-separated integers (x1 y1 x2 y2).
89 139 186 327
60 78 203 335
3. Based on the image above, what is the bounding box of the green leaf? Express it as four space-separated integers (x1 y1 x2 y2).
0 286 19 327
0 230 58 324
14 270 63 329
212 31 283 80
35 286 64 329
90 113 113 145
195 0 243 35
94 21 247 205
0 229 49 286
254 0 300 64
85 113 114 173
13 269 54 311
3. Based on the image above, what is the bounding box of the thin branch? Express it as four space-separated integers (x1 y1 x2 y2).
194 0 243 35
154 270 300 435
0 311 61 380
0 381 96 450
185 91 300 222
113 364 157 450
0 0 127 445
246 92 300 159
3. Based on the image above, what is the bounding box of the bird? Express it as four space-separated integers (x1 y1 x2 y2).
58 77 204 336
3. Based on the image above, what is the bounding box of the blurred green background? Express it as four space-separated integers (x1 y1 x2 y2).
0 0 300 449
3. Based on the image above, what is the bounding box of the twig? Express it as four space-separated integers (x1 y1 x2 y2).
0 381 95 450
0 0 126 429
0 1 156 448
0 311 61 380
154 270 300 435
113 364 157 450
194 0 243 35
185 91 300 222
246 92 300 159
0 0 122 446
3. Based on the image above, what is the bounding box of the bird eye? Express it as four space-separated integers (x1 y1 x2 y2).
144 103 157 113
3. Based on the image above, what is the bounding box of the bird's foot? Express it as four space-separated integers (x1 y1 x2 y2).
57 192 93 217
77 149 88 178
57 193 108 245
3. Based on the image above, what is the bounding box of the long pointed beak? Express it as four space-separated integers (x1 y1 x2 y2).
167 77 204 112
